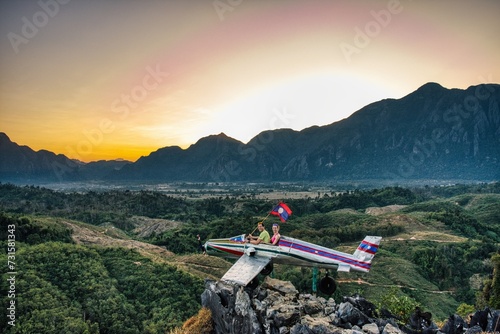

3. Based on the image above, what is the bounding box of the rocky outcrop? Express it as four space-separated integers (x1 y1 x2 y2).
201 277 399 334
201 277 500 334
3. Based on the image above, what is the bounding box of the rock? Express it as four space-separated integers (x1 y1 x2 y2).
470 307 489 331
263 276 299 296
301 315 338 334
201 280 263 334
343 294 378 318
338 302 372 327
290 323 314 334
362 323 379 334
279 326 290 334
440 314 466 334
488 310 500 332
464 325 482 334
303 299 324 316
272 305 301 328
382 323 403 334
199 277 500 334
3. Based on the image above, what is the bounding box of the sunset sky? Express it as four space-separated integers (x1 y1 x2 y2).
1 0 499 162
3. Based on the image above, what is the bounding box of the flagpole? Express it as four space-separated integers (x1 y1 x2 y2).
248 212 271 235
247 203 278 238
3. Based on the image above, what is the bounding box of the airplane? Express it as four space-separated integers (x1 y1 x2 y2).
204 234 382 295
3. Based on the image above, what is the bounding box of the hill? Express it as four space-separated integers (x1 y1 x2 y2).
1 183 499 333
1 82 499 183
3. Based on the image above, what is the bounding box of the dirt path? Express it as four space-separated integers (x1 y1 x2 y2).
62 221 174 260
336 278 454 294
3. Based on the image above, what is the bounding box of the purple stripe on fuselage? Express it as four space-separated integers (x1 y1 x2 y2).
279 239 371 270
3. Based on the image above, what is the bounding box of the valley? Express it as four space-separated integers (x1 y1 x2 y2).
1 182 499 333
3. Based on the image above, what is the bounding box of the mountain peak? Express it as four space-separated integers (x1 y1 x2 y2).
209 132 235 141
0 132 11 143
216 132 229 138
416 82 445 93
193 132 241 146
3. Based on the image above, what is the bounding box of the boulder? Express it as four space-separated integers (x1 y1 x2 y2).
382 323 403 334
201 280 262 334
200 278 498 334
337 301 372 327
262 276 299 296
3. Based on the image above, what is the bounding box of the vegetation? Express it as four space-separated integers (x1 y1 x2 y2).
378 287 419 324
0 214 203 334
479 253 500 309
0 182 499 332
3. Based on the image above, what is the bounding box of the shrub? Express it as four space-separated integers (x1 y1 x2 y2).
378 287 419 324
456 303 475 319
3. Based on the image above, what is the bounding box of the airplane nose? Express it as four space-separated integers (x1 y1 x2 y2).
204 241 213 254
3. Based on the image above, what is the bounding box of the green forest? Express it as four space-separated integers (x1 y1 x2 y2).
1 182 500 333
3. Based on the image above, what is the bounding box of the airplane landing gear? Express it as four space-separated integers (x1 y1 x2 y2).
318 272 337 295
260 263 273 276
247 277 259 289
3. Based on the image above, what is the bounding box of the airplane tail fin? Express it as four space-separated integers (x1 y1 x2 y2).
352 236 382 263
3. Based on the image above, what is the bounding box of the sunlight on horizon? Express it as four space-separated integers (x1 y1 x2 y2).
196 73 402 144
1 0 499 162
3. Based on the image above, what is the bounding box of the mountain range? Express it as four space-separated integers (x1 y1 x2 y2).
1 82 499 183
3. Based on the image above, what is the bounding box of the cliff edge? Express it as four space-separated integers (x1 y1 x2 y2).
201 277 500 334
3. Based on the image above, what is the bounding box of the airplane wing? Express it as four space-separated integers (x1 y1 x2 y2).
221 254 271 286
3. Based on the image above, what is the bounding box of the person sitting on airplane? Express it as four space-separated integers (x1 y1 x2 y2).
270 223 281 245
247 222 270 244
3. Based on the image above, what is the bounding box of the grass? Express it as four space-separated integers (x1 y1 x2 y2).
169 307 213 334
337 251 459 320
15 192 499 325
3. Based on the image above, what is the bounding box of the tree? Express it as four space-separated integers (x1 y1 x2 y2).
489 253 500 308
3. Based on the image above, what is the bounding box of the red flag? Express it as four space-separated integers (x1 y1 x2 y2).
270 202 292 222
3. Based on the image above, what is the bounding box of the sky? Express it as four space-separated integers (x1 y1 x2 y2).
1 0 499 162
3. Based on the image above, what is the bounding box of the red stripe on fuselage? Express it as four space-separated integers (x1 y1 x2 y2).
209 244 244 257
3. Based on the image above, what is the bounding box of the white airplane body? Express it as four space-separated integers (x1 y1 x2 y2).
204 234 382 294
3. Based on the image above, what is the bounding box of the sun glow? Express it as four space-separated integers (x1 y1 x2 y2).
199 72 401 144
1 1 499 162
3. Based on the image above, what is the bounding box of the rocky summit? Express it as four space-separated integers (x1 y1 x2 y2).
201 277 500 334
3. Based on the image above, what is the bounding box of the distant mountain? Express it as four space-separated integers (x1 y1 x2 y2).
0 132 80 182
0 133 130 182
78 159 132 180
111 82 500 182
113 133 245 181
2 82 499 183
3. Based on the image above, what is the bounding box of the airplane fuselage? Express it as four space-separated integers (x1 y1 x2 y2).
205 235 380 273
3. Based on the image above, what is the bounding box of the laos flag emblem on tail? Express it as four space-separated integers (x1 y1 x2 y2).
271 202 292 222
229 234 246 242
